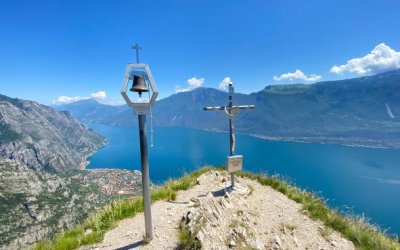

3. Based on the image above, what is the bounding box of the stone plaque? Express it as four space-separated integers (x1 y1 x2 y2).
227 155 243 173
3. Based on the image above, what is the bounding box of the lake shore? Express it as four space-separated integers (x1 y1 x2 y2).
79 138 108 170
195 127 400 149
248 133 400 150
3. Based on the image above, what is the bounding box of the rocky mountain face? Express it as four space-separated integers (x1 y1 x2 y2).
0 94 143 249
57 69 400 148
0 158 102 248
0 94 105 172
0 158 142 249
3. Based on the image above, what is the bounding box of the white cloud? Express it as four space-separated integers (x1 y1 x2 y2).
54 96 88 104
187 77 204 89
175 77 205 93
219 77 232 89
330 43 400 75
53 91 108 104
90 91 107 100
273 69 322 82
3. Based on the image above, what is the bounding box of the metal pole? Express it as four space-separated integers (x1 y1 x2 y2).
136 47 140 63
228 84 235 187
138 114 153 239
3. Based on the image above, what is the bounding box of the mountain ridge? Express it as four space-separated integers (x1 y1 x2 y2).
0 94 106 172
56 69 400 148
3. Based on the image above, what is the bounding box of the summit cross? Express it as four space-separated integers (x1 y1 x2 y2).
203 83 255 187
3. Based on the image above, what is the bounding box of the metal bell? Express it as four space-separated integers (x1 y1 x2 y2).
130 75 149 96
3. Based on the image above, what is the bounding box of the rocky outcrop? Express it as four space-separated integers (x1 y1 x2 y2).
179 183 265 249
0 94 105 172
178 172 354 249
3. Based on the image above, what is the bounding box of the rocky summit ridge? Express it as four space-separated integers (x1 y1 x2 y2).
84 171 354 250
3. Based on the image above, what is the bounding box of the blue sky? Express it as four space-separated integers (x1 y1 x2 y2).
1 0 400 105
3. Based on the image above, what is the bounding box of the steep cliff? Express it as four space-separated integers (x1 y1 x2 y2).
0 94 105 172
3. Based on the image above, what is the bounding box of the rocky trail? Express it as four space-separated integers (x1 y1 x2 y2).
81 171 354 249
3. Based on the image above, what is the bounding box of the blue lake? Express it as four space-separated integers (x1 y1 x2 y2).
88 124 400 236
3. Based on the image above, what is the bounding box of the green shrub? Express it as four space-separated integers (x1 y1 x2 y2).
177 226 202 250
53 236 79 250
32 241 52 250
63 227 83 238
80 231 104 245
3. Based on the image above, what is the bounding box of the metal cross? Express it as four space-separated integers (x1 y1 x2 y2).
131 43 142 63
203 83 255 187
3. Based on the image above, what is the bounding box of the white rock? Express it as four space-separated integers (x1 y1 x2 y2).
293 235 299 247
271 235 282 246
196 230 205 242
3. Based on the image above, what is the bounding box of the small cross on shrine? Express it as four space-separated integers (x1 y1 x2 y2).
131 43 142 63
203 82 255 187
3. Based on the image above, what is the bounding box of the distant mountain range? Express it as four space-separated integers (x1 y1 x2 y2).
55 99 131 127
56 69 400 148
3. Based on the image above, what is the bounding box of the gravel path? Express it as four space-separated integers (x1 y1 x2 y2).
81 171 354 250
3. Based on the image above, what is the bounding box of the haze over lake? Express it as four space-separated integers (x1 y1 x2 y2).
88 124 400 236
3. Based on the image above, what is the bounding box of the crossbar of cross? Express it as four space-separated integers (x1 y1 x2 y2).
203 105 255 113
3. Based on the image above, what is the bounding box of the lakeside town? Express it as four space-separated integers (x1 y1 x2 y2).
84 168 142 197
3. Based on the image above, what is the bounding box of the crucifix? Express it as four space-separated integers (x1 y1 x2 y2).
131 43 142 63
203 82 255 187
